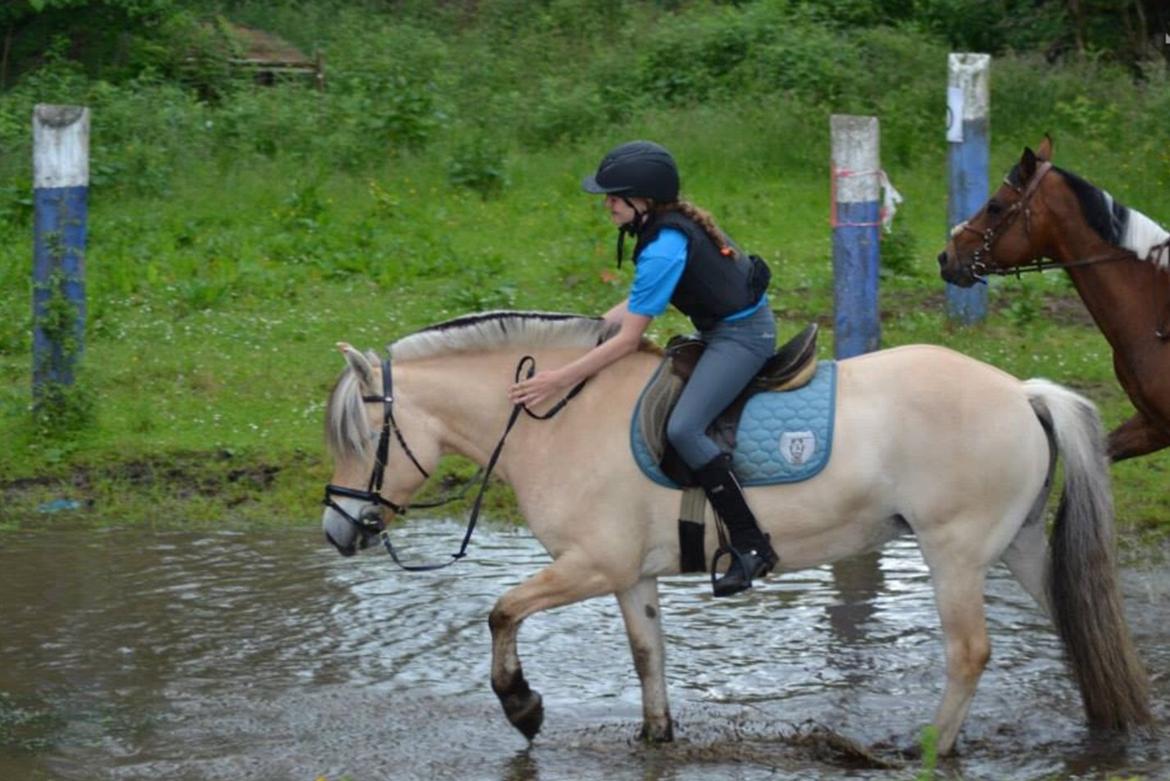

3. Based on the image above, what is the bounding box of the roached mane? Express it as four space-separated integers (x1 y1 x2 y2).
389 310 640 361
326 311 658 459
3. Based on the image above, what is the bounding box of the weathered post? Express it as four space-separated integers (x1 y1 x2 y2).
32 105 89 404
830 114 881 359
945 53 990 324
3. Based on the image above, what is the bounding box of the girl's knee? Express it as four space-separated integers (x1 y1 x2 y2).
665 417 692 450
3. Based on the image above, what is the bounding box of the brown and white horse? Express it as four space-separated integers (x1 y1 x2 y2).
938 136 1170 461
321 311 1149 755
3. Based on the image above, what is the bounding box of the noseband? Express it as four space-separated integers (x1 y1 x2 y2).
323 354 428 536
322 350 592 568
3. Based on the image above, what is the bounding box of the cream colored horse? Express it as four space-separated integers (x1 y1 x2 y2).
321 311 1149 756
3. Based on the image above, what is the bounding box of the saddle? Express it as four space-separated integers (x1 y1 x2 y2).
638 323 819 487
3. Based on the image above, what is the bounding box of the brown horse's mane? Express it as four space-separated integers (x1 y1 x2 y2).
389 310 661 362
1010 162 1168 264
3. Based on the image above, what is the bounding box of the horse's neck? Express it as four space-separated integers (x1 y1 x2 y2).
398 353 521 465
402 348 658 474
1049 211 1165 349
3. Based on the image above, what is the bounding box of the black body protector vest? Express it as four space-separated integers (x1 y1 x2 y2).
633 211 772 331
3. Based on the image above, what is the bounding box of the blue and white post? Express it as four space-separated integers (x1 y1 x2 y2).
32 105 89 402
945 53 990 324
830 114 881 359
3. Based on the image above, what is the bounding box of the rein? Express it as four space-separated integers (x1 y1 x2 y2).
323 352 587 569
975 249 1135 278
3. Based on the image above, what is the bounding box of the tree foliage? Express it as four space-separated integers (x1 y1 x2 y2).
2 0 1167 94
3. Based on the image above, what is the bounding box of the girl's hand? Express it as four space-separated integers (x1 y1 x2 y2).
508 369 568 409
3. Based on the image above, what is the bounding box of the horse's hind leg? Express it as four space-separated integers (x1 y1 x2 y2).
929 566 990 755
616 577 673 742
488 552 617 741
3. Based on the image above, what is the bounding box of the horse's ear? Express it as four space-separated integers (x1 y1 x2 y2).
1019 147 1038 181
338 341 376 392
1036 134 1053 162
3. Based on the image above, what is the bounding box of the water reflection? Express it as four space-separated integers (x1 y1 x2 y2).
0 522 1165 781
825 550 884 645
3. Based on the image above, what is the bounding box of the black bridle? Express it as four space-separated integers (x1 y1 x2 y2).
323 352 588 569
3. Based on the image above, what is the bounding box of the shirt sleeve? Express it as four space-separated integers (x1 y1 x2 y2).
627 228 688 317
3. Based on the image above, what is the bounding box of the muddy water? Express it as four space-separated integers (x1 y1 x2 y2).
0 521 1166 781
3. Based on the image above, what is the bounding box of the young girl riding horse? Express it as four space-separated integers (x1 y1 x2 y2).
508 140 777 597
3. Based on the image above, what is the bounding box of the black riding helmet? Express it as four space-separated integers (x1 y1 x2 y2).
581 140 680 203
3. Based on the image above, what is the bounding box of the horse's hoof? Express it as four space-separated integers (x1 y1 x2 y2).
638 719 674 744
505 690 544 741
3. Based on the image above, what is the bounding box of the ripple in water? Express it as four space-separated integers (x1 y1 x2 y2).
0 521 1166 781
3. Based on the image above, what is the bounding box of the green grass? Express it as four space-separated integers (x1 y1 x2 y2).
0 4 1167 536
2 120 1167 536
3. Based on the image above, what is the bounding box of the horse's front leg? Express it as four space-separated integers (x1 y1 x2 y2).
1106 410 1170 461
488 552 617 741
616 576 673 742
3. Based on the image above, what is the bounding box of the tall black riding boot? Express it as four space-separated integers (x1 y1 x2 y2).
695 453 778 597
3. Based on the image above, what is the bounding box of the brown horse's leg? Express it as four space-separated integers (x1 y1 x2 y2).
488 553 617 741
1106 412 1170 462
616 577 673 742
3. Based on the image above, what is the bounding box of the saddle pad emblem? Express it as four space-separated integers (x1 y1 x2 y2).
779 430 816 465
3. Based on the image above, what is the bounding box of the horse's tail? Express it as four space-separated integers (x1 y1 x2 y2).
1024 379 1151 730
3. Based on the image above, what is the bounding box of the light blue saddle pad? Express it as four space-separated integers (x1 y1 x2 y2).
630 361 837 489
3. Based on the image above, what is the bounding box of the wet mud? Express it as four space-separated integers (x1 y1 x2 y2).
1 521 1166 780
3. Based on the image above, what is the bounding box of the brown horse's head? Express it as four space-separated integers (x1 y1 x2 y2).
938 137 1057 287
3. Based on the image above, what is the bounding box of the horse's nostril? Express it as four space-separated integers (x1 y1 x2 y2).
937 251 948 267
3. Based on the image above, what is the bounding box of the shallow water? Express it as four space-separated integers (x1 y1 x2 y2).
0 520 1166 781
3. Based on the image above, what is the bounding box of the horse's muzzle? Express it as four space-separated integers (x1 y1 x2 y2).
938 249 980 288
325 531 357 557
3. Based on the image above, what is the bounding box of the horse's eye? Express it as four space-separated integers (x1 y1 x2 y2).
986 200 1003 216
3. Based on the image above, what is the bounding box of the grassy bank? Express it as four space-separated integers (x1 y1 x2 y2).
0 2 1167 536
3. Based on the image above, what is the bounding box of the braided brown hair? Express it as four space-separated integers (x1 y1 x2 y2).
651 200 735 257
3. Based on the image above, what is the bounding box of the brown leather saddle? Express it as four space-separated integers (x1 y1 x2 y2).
643 323 819 486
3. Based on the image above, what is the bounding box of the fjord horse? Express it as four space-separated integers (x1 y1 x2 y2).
938 136 1170 461
321 311 1149 755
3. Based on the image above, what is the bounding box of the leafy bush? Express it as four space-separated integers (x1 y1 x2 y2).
447 135 508 198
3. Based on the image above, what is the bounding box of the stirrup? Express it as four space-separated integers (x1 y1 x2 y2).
709 544 775 598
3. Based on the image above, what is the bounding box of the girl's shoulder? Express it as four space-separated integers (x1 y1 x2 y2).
641 226 688 257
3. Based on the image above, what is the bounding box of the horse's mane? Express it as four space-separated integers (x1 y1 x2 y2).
1053 167 1129 246
1010 162 1169 267
326 311 660 458
389 310 659 361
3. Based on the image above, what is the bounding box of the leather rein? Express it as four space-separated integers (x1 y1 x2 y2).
322 352 586 570
959 160 1170 339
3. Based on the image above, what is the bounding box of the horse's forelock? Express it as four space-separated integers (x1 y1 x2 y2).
325 364 374 460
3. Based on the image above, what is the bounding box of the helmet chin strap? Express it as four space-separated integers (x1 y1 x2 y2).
615 197 650 268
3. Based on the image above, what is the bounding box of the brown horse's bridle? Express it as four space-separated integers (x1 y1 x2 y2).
958 161 1055 279
959 160 1170 339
